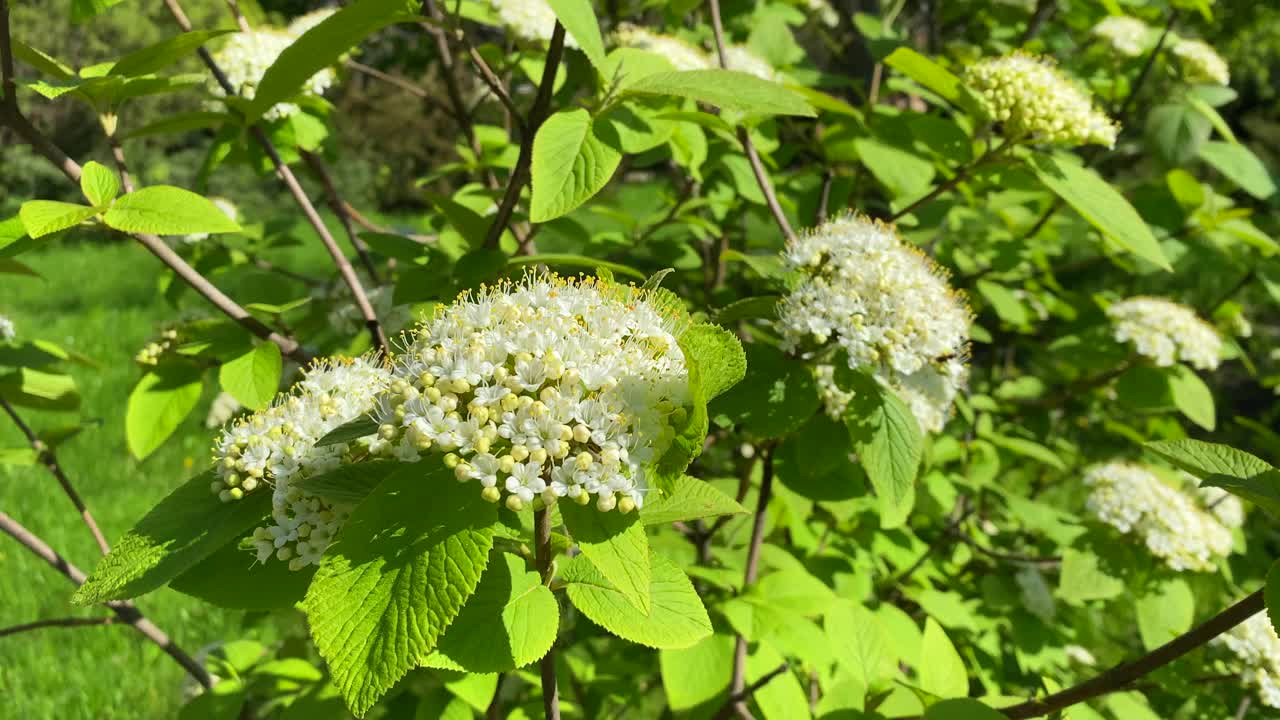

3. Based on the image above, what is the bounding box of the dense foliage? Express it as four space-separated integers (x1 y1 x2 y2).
2 0 1280 719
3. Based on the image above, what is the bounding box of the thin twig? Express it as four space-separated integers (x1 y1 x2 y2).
0 616 116 638
0 511 213 688
534 507 561 720
345 59 428 98
482 22 567 250
712 662 790 720
817 171 833 223
725 444 775 718
889 136 1013 222
0 398 111 555
1115 10 1178 125
301 150 382 284
706 0 797 243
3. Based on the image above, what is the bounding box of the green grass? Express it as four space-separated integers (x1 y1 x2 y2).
0 238 338 718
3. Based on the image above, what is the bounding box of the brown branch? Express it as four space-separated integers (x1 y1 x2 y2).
889 136 1013 222
0 511 213 688
482 22 566 250
725 444 776 718
1115 10 1178 125
534 507 561 720
301 150 382 284
0 0 14 112
706 0 797 243
1 398 110 555
0 616 117 638
344 59 428 98
0 108 309 362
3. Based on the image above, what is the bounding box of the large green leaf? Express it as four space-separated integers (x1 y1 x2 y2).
1199 141 1277 200
1202 470 1280 519
1144 439 1273 480
104 186 242 236
1135 578 1194 650
303 462 496 716
679 322 746 400
18 200 98 238
170 533 315 610
883 47 986 118
711 342 820 439
529 108 622 222
825 601 890 689
293 460 404 504
73 470 272 604
1027 153 1171 271
925 699 1006 719
126 366 203 460
247 0 416 121
1166 364 1215 431
563 552 712 649
920 618 968 699
0 368 80 411
624 70 816 117
659 634 733 711
545 0 606 70
640 475 746 526
560 499 650 613
218 342 282 411
109 29 235 78
422 553 558 672
843 371 921 530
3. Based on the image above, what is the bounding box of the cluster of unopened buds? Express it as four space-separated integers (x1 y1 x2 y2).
134 329 179 366
965 52 1119 147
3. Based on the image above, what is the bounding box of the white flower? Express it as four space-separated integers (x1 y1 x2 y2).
1172 38 1230 86
209 31 335 121
205 391 243 429
724 45 777 81
490 0 580 48
1216 614 1280 708
286 7 337 37
802 0 839 27
1083 461 1234 572
1091 16 1149 57
0 315 14 341
965 52 1119 147
1106 296 1221 371
612 24 710 72
211 355 393 570
181 197 239 245
1198 484 1245 529
371 273 690 512
1064 645 1097 666
780 215 971 433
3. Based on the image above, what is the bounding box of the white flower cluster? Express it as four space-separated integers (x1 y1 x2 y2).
1083 461 1234 572
1091 16 1149 57
1199 484 1246 530
0 314 14 341
613 25 711 72
209 30 335 121
780 215 971 433
1106 296 1222 371
1172 38 1230 86
1218 614 1280 708
490 0 579 48
211 356 392 569
205 391 243 429
965 53 1119 147
611 26 777 80
181 198 239 245
369 274 690 513
802 0 840 27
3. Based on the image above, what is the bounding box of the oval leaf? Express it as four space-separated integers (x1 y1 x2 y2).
104 186 242 236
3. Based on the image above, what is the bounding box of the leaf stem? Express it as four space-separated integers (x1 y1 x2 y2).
723 443 775 718
888 135 1014 222
534 507 561 720
0 616 117 637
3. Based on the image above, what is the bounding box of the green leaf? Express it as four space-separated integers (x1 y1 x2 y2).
925 699 1006 720
545 0 606 70
218 342 282 411
247 0 416 121
293 461 403 504
304 462 495 716
74 470 271 604
529 108 622 223
126 367 203 460
883 47 986 118
843 372 921 530
109 29 235 78
711 342 820 439
1135 578 1194 651
79 161 119 207
660 634 733 711
920 617 968 699
1056 548 1124 605
315 417 379 447
680 323 746 400
1146 103 1210 166
12 41 75 79
855 137 936 199
1202 469 1280 519
595 99 676 154
563 552 712 649
104 186 242 236
422 553 558 672
0 447 38 466
653 334 710 493
826 601 890 689
507 253 646 281
19 200 98 238
560 499 650 613
1199 141 1278 200
1265 560 1280 638
0 368 79 410
640 475 747 526
170 533 315 610
126 111 227 139
1027 152 1171 271
1144 439 1273 480
623 70 816 117
1166 364 1215 431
